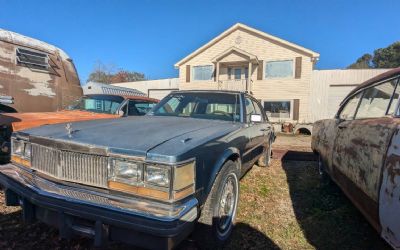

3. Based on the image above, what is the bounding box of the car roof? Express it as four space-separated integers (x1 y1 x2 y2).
85 94 159 103
342 67 400 104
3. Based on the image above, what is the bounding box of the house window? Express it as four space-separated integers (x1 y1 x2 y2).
263 101 291 118
265 60 293 78
16 48 49 70
193 65 213 81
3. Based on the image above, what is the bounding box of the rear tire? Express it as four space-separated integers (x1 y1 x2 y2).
194 160 240 249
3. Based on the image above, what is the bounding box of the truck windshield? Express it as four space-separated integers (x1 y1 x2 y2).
69 95 124 114
149 92 241 122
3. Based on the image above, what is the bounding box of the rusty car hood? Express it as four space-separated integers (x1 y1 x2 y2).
0 110 119 131
21 116 242 160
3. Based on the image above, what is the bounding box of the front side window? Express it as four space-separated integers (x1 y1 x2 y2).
339 93 362 120
150 92 240 121
193 65 213 81
356 79 397 119
265 60 293 79
16 48 49 70
245 97 256 122
264 101 291 119
69 95 124 114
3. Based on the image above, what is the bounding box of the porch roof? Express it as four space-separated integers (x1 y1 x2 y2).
211 46 259 64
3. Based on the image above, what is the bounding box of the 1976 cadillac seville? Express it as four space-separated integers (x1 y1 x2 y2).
0 90 275 249
312 67 400 249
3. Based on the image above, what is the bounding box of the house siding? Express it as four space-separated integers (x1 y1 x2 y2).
178 27 315 123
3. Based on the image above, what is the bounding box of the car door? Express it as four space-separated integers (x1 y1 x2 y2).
332 78 399 231
379 77 400 248
241 96 268 172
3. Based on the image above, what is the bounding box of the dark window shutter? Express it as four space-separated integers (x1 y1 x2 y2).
295 57 302 79
186 65 190 82
257 60 263 80
293 99 300 120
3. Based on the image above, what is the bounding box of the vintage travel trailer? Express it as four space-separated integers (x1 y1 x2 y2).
0 29 83 113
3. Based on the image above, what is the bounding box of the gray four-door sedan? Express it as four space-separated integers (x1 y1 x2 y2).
0 90 274 249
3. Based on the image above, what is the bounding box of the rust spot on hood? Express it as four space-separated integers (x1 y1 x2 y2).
0 110 119 131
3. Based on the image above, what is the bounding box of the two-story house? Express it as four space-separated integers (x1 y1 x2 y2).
174 23 319 124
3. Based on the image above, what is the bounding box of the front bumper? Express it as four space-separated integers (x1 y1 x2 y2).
0 164 198 249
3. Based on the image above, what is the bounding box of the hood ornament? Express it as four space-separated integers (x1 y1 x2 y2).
65 123 73 138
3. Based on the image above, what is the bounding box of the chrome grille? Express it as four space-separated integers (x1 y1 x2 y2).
31 144 108 188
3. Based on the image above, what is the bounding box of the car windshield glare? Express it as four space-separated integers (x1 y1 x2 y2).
68 95 123 114
149 92 241 122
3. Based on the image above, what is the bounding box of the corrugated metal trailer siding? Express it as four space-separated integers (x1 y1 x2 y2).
310 69 392 122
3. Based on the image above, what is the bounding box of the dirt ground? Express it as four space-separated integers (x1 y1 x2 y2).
0 134 391 250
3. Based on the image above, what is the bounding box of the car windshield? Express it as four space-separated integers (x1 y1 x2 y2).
149 92 241 122
68 95 123 114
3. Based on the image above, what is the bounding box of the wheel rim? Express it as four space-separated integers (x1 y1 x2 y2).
216 173 238 237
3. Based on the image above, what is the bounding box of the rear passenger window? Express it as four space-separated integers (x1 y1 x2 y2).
355 79 397 119
339 93 362 120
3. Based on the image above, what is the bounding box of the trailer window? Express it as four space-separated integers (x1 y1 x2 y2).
16 48 49 70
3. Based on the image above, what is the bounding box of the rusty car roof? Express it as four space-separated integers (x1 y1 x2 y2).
342 67 400 105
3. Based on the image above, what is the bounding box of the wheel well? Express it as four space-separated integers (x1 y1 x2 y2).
227 153 240 163
296 127 311 135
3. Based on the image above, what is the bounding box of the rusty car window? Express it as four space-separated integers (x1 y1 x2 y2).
387 79 400 115
71 95 123 114
355 79 397 119
339 93 362 120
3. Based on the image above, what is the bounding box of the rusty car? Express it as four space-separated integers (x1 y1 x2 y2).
312 67 400 249
0 90 274 249
0 94 158 162
0 29 83 113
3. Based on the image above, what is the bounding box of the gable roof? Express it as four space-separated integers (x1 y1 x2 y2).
211 46 259 64
175 23 320 68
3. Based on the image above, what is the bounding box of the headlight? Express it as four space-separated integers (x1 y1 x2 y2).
11 137 31 167
12 139 24 156
145 165 170 187
23 143 31 159
109 159 143 185
108 158 195 202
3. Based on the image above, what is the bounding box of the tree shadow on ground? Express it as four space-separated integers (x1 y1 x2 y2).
0 207 279 250
281 150 390 250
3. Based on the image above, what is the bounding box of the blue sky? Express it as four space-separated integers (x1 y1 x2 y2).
0 0 399 83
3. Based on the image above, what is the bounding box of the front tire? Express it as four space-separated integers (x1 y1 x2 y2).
194 160 240 249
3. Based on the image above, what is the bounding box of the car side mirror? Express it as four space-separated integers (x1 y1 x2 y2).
250 114 262 123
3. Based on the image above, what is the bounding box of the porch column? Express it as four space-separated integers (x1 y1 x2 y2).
215 62 219 89
248 61 252 92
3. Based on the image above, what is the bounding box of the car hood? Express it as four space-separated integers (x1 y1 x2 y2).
0 110 119 131
21 116 241 159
